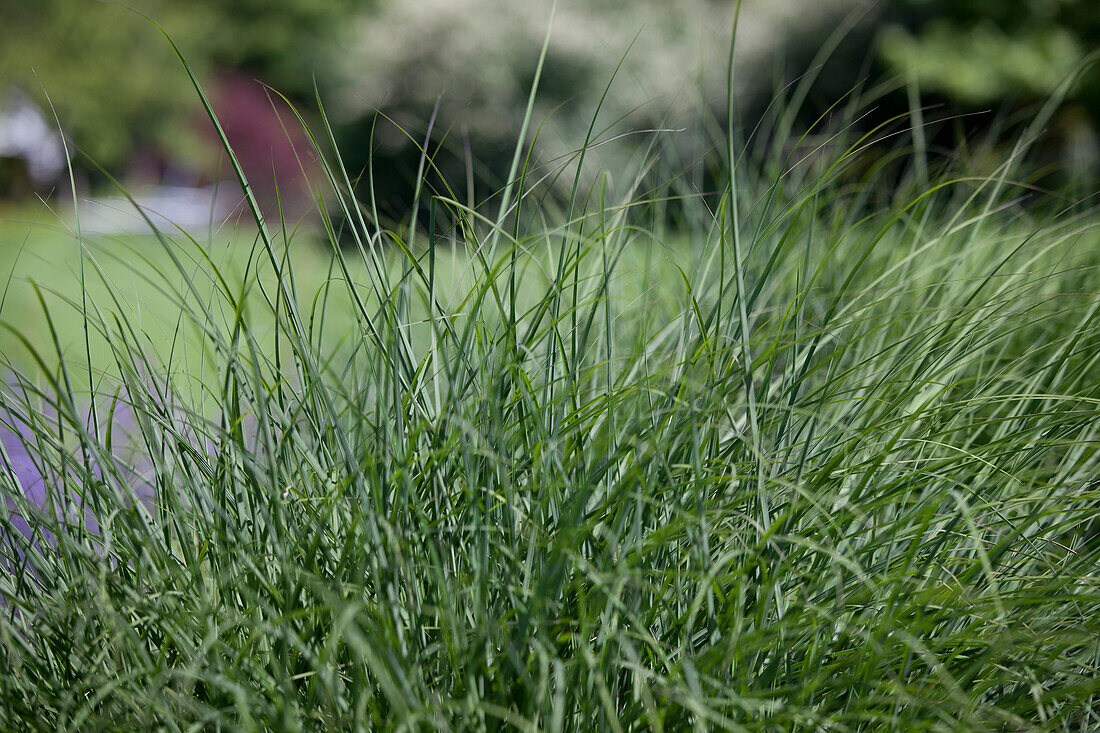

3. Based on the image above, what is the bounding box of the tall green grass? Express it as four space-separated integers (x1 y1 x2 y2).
2 24 1100 731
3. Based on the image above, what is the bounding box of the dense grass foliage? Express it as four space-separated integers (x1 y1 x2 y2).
2 46 1100 730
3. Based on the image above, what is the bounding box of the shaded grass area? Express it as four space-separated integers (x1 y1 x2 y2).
2 41 1100 733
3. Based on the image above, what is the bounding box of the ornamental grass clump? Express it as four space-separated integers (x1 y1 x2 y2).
1 18 1099 732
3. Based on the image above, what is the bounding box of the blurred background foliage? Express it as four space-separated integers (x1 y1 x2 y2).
0 0 370 171
0 0 1096 213
880 0 1098 105
878 0 1099 184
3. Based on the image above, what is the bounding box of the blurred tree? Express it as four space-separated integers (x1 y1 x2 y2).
0 0 369 174
877 0 1099 177
326 0 868 217
175 0 370 98
879 0 1098 105
0 1 191 170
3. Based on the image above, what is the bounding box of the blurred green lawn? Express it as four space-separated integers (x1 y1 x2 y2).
0 201 691 396
0 202 344 386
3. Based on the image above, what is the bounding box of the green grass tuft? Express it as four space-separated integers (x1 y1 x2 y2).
1 33 1099 732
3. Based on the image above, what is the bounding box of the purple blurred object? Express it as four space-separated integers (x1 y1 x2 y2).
0 398 154 561
0 414 52 541
205 71 319 222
